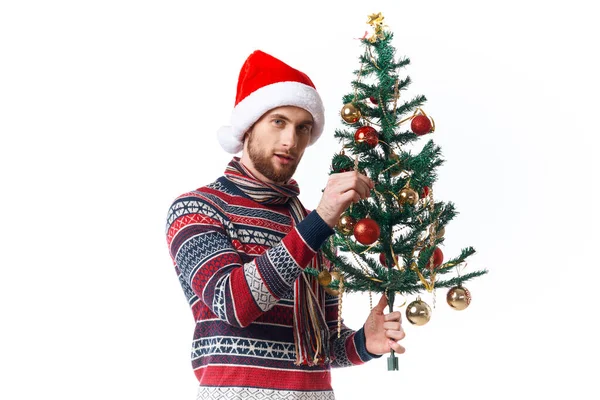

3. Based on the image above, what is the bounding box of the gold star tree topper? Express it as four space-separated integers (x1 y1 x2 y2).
367 12 384 27
366 12 387 42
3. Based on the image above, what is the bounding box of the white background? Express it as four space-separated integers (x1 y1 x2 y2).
1 1 599 399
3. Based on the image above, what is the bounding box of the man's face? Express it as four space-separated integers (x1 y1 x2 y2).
242 106 313 184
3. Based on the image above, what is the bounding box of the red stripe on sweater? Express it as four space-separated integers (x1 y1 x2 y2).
230 214 292 233
196 365 332 391
344 333 365 365
232 239 269 257
230 265 269 327
167 213 219 247
280 228 315 269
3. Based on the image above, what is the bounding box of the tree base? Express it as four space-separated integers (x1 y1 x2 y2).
387 353 399 371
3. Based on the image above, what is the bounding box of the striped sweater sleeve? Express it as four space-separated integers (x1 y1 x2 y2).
166 195 333 328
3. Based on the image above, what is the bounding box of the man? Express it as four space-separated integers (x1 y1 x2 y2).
166 50 405 399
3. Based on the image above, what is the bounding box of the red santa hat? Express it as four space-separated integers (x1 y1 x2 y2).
217 50 325 154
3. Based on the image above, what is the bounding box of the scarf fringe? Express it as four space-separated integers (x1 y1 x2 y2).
293 273 331 366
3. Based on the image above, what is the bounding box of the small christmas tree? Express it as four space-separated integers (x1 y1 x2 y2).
306 13 488 371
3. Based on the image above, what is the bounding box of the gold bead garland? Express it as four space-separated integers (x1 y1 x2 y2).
337 277 344 338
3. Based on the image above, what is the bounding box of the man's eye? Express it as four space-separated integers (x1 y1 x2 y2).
273 119 283 125
299 125 311 134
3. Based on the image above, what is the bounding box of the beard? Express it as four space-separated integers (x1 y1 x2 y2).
246 131 299 183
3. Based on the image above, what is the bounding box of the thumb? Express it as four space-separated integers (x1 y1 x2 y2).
372 294 388 312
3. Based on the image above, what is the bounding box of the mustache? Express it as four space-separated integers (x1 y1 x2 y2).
274 151 299 159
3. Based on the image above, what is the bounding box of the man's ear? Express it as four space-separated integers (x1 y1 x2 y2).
244 127 255 141
241 130 251 151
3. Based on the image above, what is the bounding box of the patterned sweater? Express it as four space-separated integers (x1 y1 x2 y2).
165 160 378 400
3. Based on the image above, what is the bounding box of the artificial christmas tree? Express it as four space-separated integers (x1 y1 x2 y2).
305 12 488 371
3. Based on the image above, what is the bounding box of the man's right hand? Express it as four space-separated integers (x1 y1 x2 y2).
315 170 375 228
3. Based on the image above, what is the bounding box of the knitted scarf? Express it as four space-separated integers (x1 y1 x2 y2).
224 157 331 366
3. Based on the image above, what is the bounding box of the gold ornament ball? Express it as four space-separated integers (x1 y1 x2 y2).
318 270 332 286
447 286 471 310
324 271 343 296
390 153 402 177
406 299 431 326
340 103 362 123
399 187 419 206
336 214 356 235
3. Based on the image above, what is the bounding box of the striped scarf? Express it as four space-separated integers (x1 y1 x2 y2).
224 157 331 366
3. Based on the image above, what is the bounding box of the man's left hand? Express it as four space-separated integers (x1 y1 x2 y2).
364 294 406 355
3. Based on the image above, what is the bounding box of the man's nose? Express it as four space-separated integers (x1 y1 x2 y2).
280 126 298 149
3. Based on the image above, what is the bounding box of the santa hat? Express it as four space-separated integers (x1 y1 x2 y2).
217 50 325 154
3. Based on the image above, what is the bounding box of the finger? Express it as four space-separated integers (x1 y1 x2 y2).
389 340 406 354
359 183 370 199
356 175 374 197
335 173 371 198
333 174 361 193
338 190 360 206
382 321 402 331
355 171 375 189
383 311 402 322
360 189 370 200
372 294 388 312
336 171 372 188
385 329 406 341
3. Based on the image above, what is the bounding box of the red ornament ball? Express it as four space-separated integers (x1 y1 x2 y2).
422 186 430 198
420 246 444 269
354 126 379 148
379 253 399 267
369 96 378 105
353 218 380 245
411 115 433 136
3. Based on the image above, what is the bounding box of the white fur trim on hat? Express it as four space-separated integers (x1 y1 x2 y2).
217 125 243 154
217 81 325 154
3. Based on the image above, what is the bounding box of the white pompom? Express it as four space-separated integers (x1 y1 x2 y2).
217 126 243 154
